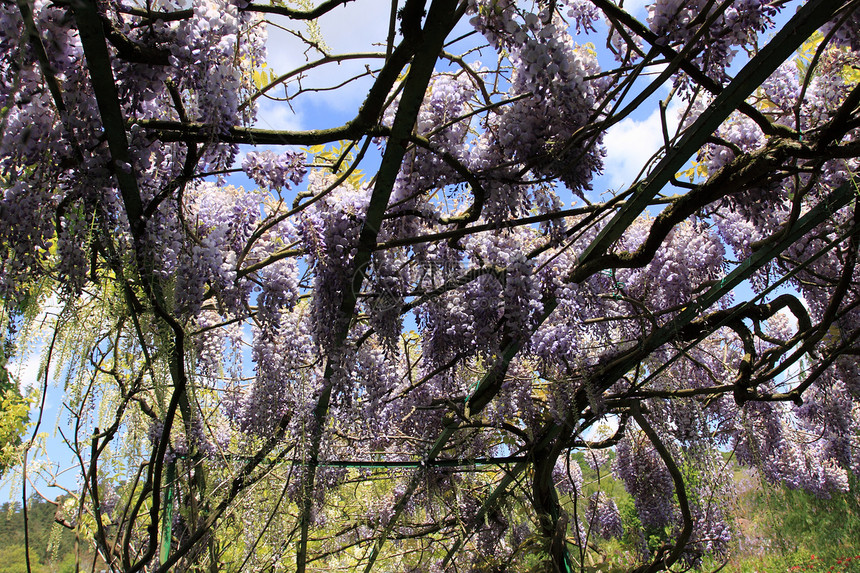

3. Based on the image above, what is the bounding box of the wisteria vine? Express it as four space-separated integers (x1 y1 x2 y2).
1 0 859 570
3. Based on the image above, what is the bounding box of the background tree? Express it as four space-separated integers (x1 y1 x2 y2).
1 0 859 570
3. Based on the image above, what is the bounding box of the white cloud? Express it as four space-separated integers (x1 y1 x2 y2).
254 97 306 132
9 350 43 392
601 108 664 189
600 98 682 191
316 0 393 54
233 100 306 169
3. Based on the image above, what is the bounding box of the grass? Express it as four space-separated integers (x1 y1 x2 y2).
705 469 860 573
582 462 860 573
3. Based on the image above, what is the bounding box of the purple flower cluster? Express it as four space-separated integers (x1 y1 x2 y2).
465 0 607 218
587 492 624 540
554 456 584 496
381 72 477 227
169 0 266 136
234 310 319 435
614 429 676 531
173 182 263 314
242 150 307 191
617 219 726 311
298 171 371 351
734 398 851 498
647 0 780 83
821 10 860 51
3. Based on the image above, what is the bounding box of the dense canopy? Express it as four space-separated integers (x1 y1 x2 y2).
1 0 860 570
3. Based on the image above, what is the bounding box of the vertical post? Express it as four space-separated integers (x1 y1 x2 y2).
159 460 176 567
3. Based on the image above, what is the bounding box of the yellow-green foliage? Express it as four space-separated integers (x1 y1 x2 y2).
251 61 278 90
305 140 367 189
0 386 32 476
